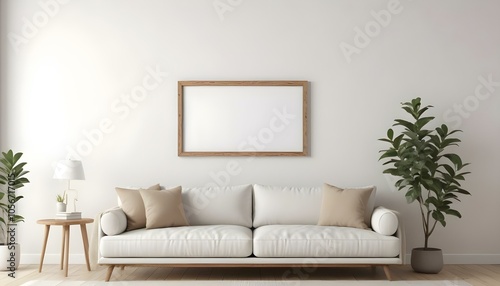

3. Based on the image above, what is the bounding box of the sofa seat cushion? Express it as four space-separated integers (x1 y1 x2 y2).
253 225 400 258
100 225 252 258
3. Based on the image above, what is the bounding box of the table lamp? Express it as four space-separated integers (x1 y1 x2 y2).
53 159 85 212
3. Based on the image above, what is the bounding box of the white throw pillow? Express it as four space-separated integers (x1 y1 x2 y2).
371 206 399 236
182 185 253 227
253 185 323 227
100 208 127 236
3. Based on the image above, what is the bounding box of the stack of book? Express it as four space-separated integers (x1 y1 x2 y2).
56 212 82 220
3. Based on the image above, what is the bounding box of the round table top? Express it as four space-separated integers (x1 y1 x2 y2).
37 218 94 225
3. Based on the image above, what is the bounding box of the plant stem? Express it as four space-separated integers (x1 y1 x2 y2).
428 219 438 238
418 199 428 248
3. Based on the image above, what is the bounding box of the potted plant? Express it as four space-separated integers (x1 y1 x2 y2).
56 194 67 213
0 150 30 271
378 97 471 274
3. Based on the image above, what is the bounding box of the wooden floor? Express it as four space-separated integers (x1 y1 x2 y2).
1 264 499 285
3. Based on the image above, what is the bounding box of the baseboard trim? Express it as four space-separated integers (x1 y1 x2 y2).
405 253 500 264
22 253 500 265
22 254 87 265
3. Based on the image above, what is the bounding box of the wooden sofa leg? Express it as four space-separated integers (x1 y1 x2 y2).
383 265 392 281
105 265 115 282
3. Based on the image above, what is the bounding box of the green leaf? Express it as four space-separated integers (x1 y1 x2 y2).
415 117 434 129
459 163 471 169
401 100 414 108
443 153 463 169
432 211 446 227
379 149 398 160
12 151 23 165
406 188 420 203
382 168 399 175
454 188 471 195
379 138 393 143
444 209 462 218
18 170 29 178
15 177 30 184
3 150 14 164
440 124 449 135
402 106 415 118
394 119 415 132
417 106 431 117
393 134 404 149
436 126 445 138
441 164 455 176
13 162 27 171
387 129 394 140
444 193 458 200
456 171 471 178
426 197 440 208
447 129 462 137
411 97 422 109
441 138 461 148
402 130 419 141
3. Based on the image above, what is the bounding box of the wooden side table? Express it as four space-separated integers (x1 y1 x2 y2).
37 218 94 277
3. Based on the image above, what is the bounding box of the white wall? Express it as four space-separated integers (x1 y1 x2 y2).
1 0 499 264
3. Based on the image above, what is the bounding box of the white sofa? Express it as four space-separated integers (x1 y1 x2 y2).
98 184 404 281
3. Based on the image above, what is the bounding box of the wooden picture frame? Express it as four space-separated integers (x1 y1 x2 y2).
178 81 308 156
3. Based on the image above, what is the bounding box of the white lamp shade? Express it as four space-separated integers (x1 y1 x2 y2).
53 160 85 180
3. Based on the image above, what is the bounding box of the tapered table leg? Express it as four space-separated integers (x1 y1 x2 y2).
80 223 91 271
38 225 50 273
60 227 65 270
64 225 70 277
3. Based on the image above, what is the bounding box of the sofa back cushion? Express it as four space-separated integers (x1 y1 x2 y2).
253 184 322 227
182 184 253 228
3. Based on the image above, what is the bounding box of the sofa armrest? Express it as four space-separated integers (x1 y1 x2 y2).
100 207 127 236
371 206 406 264
92 207 126 269
371 206 398 236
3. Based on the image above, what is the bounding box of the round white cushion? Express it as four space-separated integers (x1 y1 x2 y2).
371 207 398 236
101 208 127 236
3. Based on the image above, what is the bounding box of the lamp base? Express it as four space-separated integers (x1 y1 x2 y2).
64 189 78 212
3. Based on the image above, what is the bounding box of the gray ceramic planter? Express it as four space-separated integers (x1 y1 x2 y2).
411 247 443 274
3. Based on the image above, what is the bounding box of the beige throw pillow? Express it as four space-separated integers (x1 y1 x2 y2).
140 186 189 229
115 184 161 231
317 183 374 229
